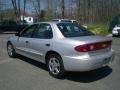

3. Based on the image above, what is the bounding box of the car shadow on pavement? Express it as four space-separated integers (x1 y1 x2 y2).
16 55 112 83
65 66 112 83
17 55 48 71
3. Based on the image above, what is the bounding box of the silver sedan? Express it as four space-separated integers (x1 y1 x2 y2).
7 22 115 78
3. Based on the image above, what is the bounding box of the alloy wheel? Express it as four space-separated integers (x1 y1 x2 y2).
49 57 60 75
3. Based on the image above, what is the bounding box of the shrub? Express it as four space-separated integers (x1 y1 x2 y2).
86 23 108 36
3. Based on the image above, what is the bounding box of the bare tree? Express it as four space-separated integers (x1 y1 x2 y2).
9 0 120 23
45 0 54 20
18 0 21 22
61 0 65 18
0 0 3 20
30 0 41 20
76 0 81 22
11 0 18 21
11 0 21 22
23 0 26 24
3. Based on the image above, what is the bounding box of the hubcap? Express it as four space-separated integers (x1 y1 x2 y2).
49 57 60 75
7 44 13 56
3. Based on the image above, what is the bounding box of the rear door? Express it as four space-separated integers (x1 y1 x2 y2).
28 23 53 63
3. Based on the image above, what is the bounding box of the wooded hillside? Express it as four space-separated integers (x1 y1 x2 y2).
0 0 120 23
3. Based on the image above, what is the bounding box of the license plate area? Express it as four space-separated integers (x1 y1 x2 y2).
89 47 110 56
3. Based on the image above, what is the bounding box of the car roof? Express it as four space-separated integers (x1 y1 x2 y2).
52 19 70 20
51 19 72 22
34 21 74 25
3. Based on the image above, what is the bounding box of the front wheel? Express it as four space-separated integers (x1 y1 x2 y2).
7 42 17 57
47 54 65 79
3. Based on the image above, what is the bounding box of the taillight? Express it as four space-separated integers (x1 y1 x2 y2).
75 40 112 52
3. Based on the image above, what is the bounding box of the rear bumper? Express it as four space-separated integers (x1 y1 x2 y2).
62 50 115 71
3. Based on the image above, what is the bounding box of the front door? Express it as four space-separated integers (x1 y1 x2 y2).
16 24 38 57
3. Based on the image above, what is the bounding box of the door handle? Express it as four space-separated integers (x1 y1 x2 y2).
25 41 29 43
45 44 50 46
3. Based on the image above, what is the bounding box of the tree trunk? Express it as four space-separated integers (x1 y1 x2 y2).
61 0 65 18
23 0 26 24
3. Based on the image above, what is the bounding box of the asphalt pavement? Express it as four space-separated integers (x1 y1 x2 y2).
0 34 120 90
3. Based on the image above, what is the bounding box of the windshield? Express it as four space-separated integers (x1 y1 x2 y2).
57 23 94 37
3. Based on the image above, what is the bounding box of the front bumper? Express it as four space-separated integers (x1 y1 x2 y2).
62 50 115 71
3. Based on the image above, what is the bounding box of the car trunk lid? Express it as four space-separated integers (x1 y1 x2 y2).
70 36 112 55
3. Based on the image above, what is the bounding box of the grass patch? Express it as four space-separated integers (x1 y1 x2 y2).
86 23 109 36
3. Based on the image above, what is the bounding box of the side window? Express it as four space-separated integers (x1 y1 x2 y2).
33 23 53 39
21 25 37 38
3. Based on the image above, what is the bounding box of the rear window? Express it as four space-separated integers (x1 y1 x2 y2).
57 23 94 37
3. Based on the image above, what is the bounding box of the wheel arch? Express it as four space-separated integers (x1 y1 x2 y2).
45 50 62 64
7 40 16 51
7 41 12 46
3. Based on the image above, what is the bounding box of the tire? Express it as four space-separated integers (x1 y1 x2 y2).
7 42 17 58
47 54 65 79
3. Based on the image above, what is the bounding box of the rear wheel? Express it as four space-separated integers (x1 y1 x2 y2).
7 42 17 57
47 54 65 79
